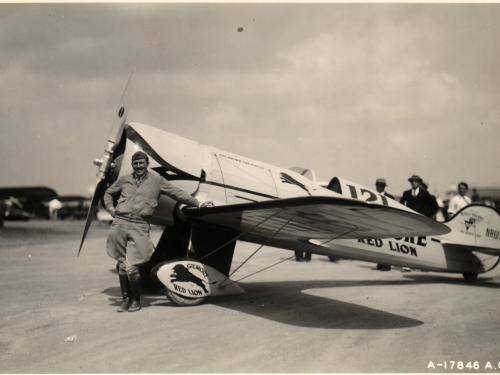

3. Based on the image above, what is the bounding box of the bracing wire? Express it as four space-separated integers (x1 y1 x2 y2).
220 226 359 288
222 254 297 286
218 214 297 286
197 209 282 262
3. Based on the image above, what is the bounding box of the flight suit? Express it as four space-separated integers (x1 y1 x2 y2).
104 169 199 311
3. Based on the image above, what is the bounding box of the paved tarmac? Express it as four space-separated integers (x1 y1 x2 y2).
1 221 500 373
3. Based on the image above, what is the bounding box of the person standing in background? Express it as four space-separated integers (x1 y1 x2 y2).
375 178 394 199
375 178 393 271
448 182 471 217
471 188 481 203
400 175 438 218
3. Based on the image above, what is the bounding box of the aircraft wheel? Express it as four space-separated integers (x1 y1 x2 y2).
462 272 478 283
165 290 206 306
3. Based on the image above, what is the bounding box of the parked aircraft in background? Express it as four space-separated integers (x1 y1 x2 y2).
57 195 90 220
0 186 58 220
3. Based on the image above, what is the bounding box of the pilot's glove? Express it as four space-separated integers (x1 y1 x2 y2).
108 207 116 217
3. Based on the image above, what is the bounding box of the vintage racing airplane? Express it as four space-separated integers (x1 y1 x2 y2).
78 102 500 306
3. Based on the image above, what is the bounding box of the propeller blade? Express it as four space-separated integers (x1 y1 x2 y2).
108 69 134 145
78 70 135 256
77 179 107 256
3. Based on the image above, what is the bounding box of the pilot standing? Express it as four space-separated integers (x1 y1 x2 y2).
104 151 209 312
374 178 393 271
448 182 471 217
400 175 438 218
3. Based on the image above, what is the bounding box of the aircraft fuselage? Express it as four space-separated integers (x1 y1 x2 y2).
120 123 498 276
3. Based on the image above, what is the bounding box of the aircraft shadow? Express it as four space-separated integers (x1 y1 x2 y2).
101 273 500 329
210 274 499 329
211 279 427 330
403 274 500 288
102 281 422 329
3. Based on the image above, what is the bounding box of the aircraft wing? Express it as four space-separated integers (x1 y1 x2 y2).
184 196 450 245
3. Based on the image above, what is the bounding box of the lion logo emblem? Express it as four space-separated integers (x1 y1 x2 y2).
170 264 209 293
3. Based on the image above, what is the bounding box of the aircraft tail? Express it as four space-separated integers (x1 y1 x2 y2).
443 204 500 255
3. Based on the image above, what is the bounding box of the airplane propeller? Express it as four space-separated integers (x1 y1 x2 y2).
77 71 134 256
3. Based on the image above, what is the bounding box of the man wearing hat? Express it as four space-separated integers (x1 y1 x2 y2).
104 150 211 312
375 178 394 200
375 178 394 271
400 174 437 218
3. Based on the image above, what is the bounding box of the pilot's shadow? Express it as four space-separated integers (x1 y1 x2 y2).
102 286 171 309
212 280 424 330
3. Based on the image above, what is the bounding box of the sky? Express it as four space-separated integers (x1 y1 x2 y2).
1 3 500 197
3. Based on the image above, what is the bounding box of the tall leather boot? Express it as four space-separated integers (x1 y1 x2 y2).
117 274 131 312
128 278 142 312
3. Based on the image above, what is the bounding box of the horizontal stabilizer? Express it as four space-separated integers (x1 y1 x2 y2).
442 204 500 255
185 196 450 245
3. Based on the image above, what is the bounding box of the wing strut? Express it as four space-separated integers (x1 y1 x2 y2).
225 214 297 278
219 224 359 288
195 209 282 262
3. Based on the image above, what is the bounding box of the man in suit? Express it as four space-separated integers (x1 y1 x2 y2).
399 175 437 273
375 178 394 271
421 181 439 219
400 175 438 218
